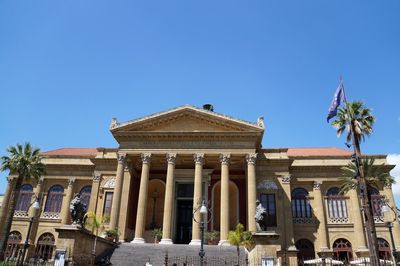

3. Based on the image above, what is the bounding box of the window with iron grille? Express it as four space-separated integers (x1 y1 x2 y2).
327 187 348 219
333 238 353 262
44 185 64 213
369 187 384 218
5 231 22 260
35 233 55 262
377 238 391 260
15 184 33 212
291 188 311 218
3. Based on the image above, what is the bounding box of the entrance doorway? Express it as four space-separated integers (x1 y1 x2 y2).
176 199 193 244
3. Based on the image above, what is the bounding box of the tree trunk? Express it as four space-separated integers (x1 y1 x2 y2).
352 125 380 266
237 245 240 266
0 176 23 260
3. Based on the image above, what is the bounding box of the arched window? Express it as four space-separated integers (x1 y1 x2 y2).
291 188 312 219
5 231 22 261
377 238 391 260
79 186 91 211
369 187 383 218
44 185 64 213
327 187 348 223
15 184 33 212
296 239 315 263
333 238 353 262
35 233 55 261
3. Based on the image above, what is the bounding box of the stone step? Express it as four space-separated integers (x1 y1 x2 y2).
108 243 247 266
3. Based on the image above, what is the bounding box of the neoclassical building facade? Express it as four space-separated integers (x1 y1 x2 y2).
1 105 399 264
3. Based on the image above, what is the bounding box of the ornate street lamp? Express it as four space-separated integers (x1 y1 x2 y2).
381 198 400 264
17 196 40 266
193 199 211 266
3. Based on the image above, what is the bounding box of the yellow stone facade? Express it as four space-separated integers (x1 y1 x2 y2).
1 105 399 264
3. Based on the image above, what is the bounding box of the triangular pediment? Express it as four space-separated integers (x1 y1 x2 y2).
110 105 264 133
110 105 264 148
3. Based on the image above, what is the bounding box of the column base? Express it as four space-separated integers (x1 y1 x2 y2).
159 239 173 244
189 239 201 245
218 240 230 246
131 238 145 244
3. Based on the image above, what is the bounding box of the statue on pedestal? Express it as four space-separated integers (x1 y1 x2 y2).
255 200 267 232
69 193 87 227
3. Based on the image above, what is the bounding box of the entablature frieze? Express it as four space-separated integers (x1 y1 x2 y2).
117 133 261 149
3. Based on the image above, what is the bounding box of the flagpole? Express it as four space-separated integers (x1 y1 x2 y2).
339 77 380 266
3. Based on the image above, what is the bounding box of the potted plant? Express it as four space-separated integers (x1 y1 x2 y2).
104 227 120 242
205 230 219 245
151 228 162 243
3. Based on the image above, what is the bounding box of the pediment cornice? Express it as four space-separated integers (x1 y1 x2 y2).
110 105 264 133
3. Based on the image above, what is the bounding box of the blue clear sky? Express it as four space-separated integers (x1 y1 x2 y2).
1 1 399 203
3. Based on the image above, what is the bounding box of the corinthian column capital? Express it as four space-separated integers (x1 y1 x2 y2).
141 153 152 164
166 153 177 164
313 181 322 190
246 153 257 165
219 153 231 165
117 153 127 164
67 178 76 187
194 153 205 165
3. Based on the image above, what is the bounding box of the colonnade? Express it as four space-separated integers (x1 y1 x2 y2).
108 152 258 245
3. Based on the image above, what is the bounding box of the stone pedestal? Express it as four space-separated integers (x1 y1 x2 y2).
55 225 116 265
249 232 284 265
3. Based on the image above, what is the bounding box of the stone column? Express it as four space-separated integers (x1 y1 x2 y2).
190 153 204 245
383 184 400 249
61 178 75 224
132 153 152 243
160 153 177 245
278 175 296 250
349 188 368 254
109 153 127 229
29 177 44 217
0 177 15 234
246 153 257 232
313 181 329 253
87 173 101 213
219 153 230 245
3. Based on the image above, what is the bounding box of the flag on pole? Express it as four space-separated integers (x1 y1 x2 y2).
327 82 345 122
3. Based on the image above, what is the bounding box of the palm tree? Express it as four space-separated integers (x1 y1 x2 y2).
228 223 254 266
331 101 375 143
0 143 45 260
340 158 394 195
84 211 108 265
331 101 380 265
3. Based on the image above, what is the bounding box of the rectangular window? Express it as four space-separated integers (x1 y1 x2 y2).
103 192 113 218
262 257 274 266
260 193 277 227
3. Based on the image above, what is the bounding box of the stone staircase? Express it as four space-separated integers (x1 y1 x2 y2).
107 243 247 266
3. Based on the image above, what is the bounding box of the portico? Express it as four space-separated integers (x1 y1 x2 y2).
107 106 264 244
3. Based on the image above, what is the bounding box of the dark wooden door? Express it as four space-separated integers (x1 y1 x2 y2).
176 199 193 244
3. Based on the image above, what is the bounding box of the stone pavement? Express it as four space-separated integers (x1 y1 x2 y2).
109 243 247 266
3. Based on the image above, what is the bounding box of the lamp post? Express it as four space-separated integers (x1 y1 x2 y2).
381 199 399 265
193 199 210 266
17 197 40 266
